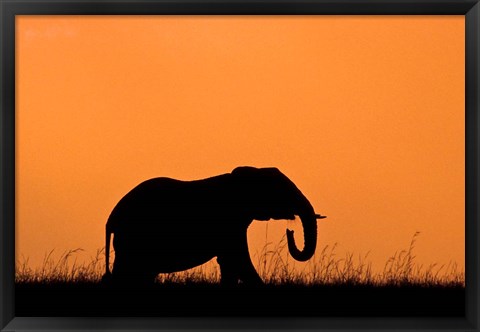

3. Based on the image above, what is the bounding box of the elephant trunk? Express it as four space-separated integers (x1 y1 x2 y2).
286 204 319 262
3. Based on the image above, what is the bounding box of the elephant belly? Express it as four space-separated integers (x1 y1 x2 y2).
152 251 216 273
112 230 218 274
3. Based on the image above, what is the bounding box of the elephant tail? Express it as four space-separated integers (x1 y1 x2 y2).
104 222 113 277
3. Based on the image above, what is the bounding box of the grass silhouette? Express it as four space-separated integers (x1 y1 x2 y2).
16 232 464 288
15 232 465 317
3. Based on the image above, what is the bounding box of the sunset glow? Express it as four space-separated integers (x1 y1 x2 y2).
16 15 465 277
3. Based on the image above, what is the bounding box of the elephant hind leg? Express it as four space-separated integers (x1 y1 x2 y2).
111 255 157 287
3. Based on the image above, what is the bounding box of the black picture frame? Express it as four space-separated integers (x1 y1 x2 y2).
1 0 478 331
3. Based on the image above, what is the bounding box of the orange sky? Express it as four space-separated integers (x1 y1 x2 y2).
16 15 465 275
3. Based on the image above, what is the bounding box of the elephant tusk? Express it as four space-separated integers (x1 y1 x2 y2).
315 214 327 219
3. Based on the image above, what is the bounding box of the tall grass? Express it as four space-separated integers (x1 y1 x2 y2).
15 232 464 287
254 231 464 287
16 248 105 284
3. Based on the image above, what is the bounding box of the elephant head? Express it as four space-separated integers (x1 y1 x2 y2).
231 166 325 262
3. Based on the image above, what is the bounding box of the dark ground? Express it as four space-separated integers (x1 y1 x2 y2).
15 282 464 317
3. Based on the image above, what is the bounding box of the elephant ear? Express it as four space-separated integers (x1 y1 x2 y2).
231 166 259 176
231 166 260 195
231 167 284 192
231 165 287 208
232 166 281 178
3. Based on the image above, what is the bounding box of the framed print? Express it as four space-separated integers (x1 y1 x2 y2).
1 0 479 331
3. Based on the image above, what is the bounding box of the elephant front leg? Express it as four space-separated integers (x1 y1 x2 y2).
217 231 264 287
217 256 239 286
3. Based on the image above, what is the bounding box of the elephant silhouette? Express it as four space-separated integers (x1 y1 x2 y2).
102 166 325 286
